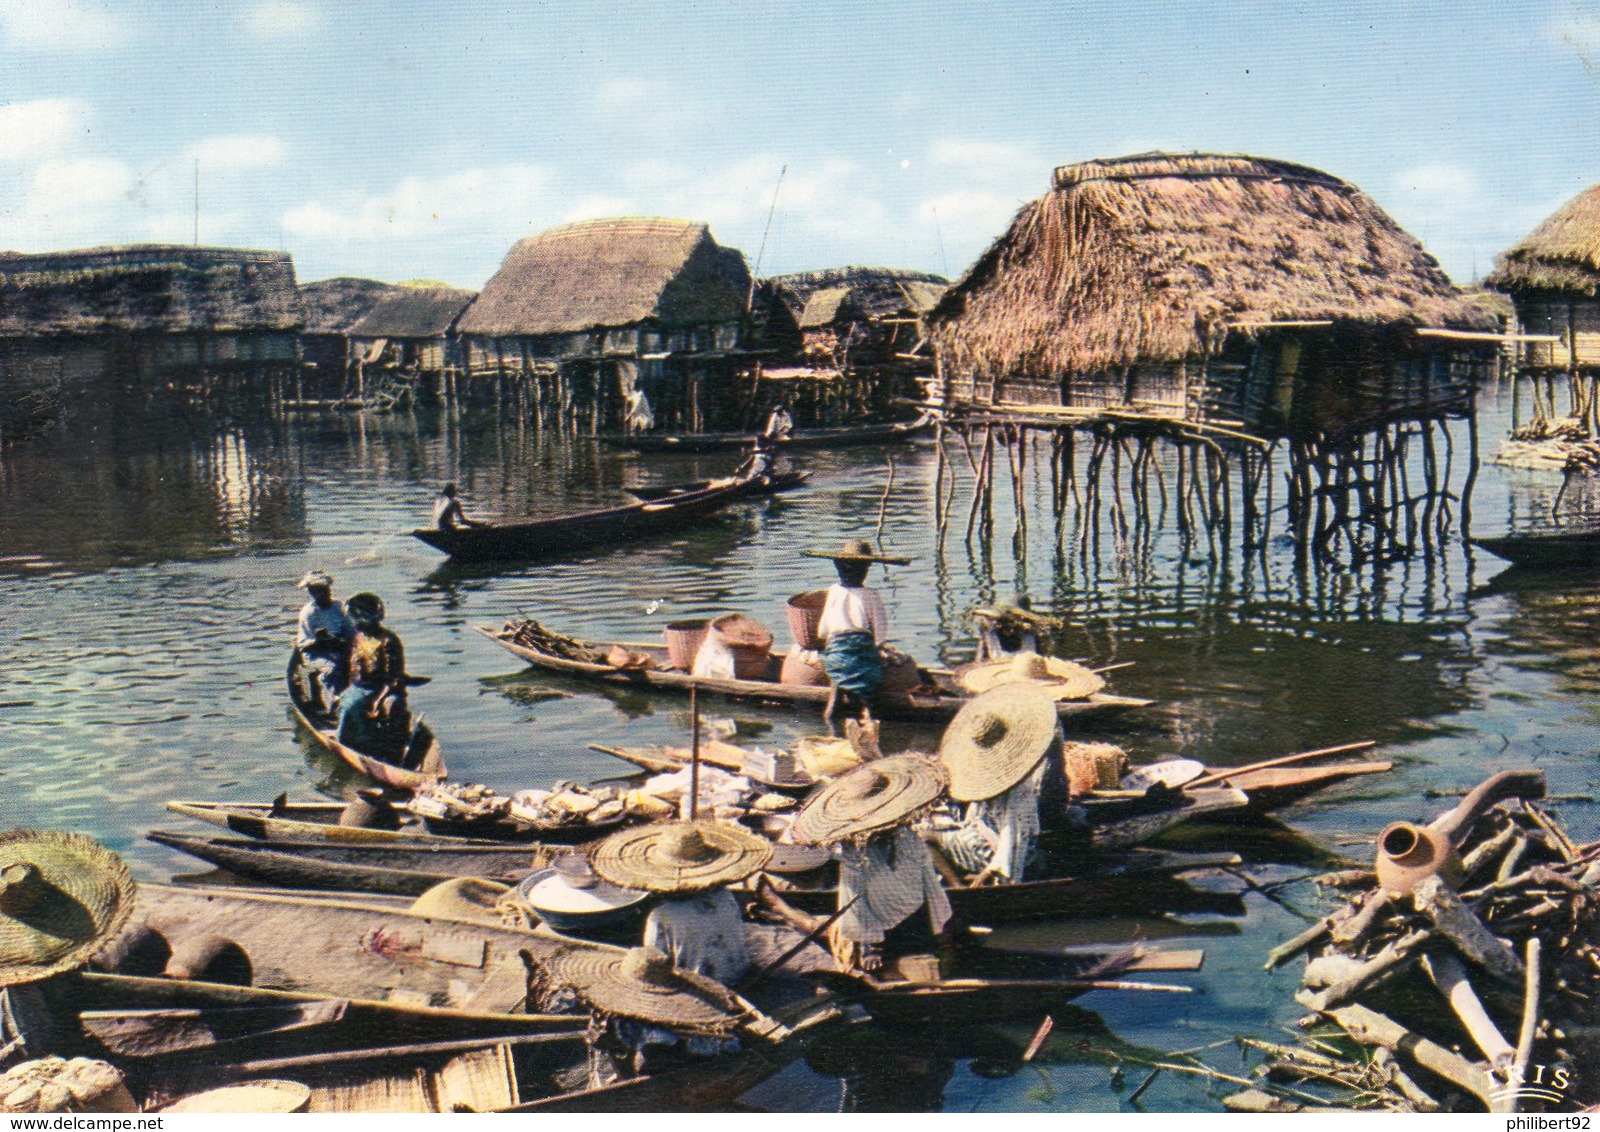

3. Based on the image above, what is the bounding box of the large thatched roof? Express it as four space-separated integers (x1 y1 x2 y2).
0 245 300 336
298 277 397 335
456 218 751 337
765 266 948 328
1484 183 1600 296
349 285 475 339
930 153 1489 377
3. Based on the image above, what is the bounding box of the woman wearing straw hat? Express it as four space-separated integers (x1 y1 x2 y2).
801 539 912 724
933 685 1061 884
774 754 951 974
293 571 353 712
590 821 772 987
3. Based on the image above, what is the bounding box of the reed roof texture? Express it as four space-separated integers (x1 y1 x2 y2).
348 285 476 339
456 218 751 337
0 245 300 337
298 277 398 335
766 266 949 329
930 153 1488 377
1484 183 1600 296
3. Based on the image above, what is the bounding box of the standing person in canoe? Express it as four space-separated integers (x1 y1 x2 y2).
932 685 1059 884
294 571 353 713
803 539 912 723
338 593 409 754
762 402 794 441
430 483 484 531
772 754 952 974
590 820 772 987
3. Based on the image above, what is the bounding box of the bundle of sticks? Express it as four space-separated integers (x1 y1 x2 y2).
504 619 601 663
1232 769 1598 1113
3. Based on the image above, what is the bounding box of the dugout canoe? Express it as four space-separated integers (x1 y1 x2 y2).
287 652 445 791
477 624 1153 724
600 415 934 455
163 798 621 847
410 478 761 563
1473 529 1600 569
623 469 809 502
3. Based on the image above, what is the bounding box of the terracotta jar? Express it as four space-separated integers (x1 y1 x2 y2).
1374 821 1463 896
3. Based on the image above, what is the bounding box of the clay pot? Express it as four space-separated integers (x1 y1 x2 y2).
1374 822 1463 896
779 651 828 687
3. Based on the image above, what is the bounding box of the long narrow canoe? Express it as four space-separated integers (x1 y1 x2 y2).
623 470 809 502
411 478 760 563
287 653 445 791
164 799 622 847
1473 530 1600 569
476 625 1153 724
600 416 934 455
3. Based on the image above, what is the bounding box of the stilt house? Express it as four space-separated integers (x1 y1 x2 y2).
347 285 475 376
928 154 1497 441
455 218 754 431
297 276 397 384
1485 182 1600 373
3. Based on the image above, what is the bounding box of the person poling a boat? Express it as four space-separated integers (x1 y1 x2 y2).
293 571 353 712
590 820 772 987
430 482 484 531
338 592 409 752
803 539 912 723
770 754 952 974
932 685 1059 884
727 434 777 483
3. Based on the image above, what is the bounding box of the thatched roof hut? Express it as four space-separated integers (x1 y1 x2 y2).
348 285 475 340
0 244 300 337
932 153 1488 380
298 277 398 335
456 217 751 338
765 266 948 330
1485 184 1600 297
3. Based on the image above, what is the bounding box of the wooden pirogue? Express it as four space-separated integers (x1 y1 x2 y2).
165 799 523 845
1472 528 1600 569
599 414 934 454
623 469 809 502
287 652 444 791
410 476 766 563
477 624 1154 723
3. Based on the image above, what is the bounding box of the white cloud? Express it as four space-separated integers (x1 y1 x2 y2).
926 138 1041 186
282 164 552 241
0 98 90 162
29 157 133 209
241 1 321 38
1394 162 1481 215
186 134 288 173
0 0 123 50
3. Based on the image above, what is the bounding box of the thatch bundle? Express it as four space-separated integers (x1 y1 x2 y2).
0 245 300 337
929 153 1488 379
456 218 750 337
297 277 398 335
348 286 475 340
1486 183 1600 296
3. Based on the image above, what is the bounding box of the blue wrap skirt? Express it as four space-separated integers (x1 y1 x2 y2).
822 631 883 698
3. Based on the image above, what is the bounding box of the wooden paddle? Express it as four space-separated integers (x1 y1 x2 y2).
1186 740 1378 789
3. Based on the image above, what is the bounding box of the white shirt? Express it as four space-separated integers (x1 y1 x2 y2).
642 889 751 986
816 583 888 643
834 825 952 944
296 599 352 650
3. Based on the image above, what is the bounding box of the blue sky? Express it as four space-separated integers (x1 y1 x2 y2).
2 0 1598 289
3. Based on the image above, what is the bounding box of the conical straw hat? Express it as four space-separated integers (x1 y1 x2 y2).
789 754 947 846
407 877 511 925
939 685 1060 802
545 944 747 1030
959 651 1106 701
590 821 772 894
0 831 136 987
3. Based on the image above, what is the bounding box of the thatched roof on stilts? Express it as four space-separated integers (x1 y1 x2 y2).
1485 183 1600 297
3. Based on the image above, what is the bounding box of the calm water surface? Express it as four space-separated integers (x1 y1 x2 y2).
0 382 1596 1111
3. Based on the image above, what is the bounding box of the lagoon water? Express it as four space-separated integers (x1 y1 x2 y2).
0 380 1596 1110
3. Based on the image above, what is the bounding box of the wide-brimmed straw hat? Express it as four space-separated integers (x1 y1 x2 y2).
0 831 136 986
545 944 747 1030
297 571 333 590
801 539 912 566
939 685 1060 802
590 821 772 895
789 754 947 846
959 651 1106 701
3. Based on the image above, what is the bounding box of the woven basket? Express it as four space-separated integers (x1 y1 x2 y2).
1062 742 1128 796
710 614 773 680
785 591 829 649
663 619 710 670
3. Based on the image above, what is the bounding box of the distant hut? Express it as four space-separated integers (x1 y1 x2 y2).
347 284 475 392
455 218 753 432
0 244 299 378
757 267 947 420
1485 183 1600 375
929 153 1496 441
297 277 397 388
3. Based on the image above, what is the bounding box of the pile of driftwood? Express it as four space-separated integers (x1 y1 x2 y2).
1231 769 1597 1113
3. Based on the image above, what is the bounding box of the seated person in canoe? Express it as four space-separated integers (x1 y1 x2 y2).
590 820 773 988
430 482 484 531
293 570 353 712
338 592 409 754
803 539 912 723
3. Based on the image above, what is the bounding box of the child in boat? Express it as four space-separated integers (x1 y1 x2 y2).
294 571 353 712
589 820 772 988
803 539 912 723
338 592 408 752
